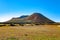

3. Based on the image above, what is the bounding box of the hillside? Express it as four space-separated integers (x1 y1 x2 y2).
25 13 55 24
6 13 55 24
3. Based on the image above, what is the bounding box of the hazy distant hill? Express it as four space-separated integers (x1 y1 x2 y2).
19 15 29 18
6 13 55 24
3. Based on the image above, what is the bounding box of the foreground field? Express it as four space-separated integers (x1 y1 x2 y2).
0 25 60 40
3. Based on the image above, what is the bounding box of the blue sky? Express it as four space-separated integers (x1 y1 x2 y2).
0 0 60 22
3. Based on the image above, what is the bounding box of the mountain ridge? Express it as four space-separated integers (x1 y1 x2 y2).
6 13 55 24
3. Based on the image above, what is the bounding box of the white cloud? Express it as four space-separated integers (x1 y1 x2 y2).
0 17 11 22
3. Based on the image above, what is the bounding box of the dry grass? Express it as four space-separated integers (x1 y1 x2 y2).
0 25 60 40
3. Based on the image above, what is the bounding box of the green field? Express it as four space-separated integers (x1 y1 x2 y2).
0 25 60 40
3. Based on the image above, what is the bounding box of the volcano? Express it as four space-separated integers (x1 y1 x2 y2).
25 13 55 24
6 13 55 24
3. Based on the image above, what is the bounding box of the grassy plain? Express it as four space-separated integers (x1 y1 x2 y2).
0 25 60 40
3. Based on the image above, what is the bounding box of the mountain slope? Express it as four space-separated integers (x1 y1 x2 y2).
25 13 55 24
6 13 55 24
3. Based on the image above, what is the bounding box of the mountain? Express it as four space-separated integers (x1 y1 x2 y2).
25 13 55 24
6 13 55 24
6 15 29 23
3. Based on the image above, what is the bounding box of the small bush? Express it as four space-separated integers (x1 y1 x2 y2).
6 37 19 40
19 24 24 26
10 23 15 26
25 34 28 36
0 24 6 27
